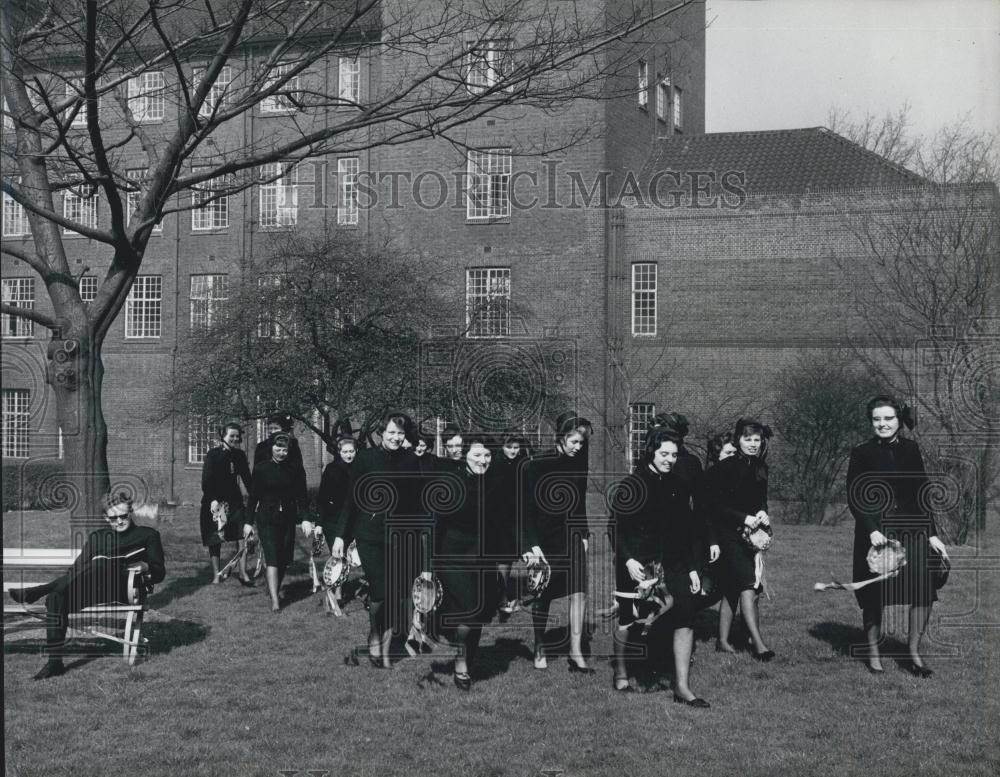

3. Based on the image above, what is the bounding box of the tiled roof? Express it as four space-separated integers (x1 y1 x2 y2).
638 127 926 195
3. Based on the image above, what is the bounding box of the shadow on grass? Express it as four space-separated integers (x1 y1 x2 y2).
414 636 533 687
808 620 909 660
148 566 209 608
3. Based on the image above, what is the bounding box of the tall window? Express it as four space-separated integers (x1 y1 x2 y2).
2 389 30 458
63 186 98 232
631 263 656 336
466 149 511 221
2 278 34 338
126 169 161 233
125 275 162 338
637 60 648 108
338 57 360 103
628 403 655 470
195 65 232 118
259 162 298 227
466 268 510 338
127 71 165 122
192 170 229 231
79 275 98 303
187 415 219 464
261 63 300 113
337 157 359 225
465 41 508 92
65 79 88 127
673 85 683 131
2 183 29 236
256 275 296 339
656 77 669 122
190 274 228 332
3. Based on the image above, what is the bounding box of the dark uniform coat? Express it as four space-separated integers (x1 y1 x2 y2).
199 445 252 546
705 452 769 593
248 458 307 570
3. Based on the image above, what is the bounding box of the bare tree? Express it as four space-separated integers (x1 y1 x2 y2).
0 0 701 524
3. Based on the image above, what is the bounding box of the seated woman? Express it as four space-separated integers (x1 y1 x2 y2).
9 491 166 680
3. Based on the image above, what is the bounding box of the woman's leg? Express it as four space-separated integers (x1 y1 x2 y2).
497 563 512 610
909 604 932 668
672 627 703 701
612 625 633 690
863 604 883 671
237 539 248 581
209 545 222 583
531 598 550 667
568 592 589 667
740 589 770 653
717 592 737 652
265 566 280 610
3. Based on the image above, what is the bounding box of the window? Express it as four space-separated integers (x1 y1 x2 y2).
465 41 508 93
63 185 98 233
2 278 34 338
637 60 648 108
195 66 232 118
65 79 88 127
79 275 98 303
338 57 360 103
337 157 359 225
127 71 165 122
2 97 11 130
466 149 511 221
191 170 229 231
256 275 296 339
466 268 510 338
124 275 162 338
187 415 219 464
190 274 228 332
261 63 300 113
2 183 29 236
631 263 656 336
656 77 669 122
258 162 298 227
628 403 655 470
673 85 683 131
126 169 161 233
2 389 30 458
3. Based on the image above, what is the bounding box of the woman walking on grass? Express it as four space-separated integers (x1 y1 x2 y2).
199 423 253 585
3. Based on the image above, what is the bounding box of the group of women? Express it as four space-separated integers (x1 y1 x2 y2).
198 393 950 698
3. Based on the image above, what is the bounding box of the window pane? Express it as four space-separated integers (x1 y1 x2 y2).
2 389 30 458
631 263 656 336
466 267 510 337
2 278 34 337
628 403 655 469
337 157 359 225
466 149 511 220
125 275 162 338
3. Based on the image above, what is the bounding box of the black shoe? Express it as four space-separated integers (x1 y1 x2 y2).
453 671 471 691
751 648 775 662
865 662 885 675
238 577 255 588
11 586 44 605
905 661 933 678
33 660 65 680
567 659 596 674
673 694 710 708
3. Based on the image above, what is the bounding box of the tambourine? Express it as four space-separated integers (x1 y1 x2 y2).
323 553 352 588
412 574 444 615
211 500 229 532
741 522 773 552
525 557 552 595
867 540 906 576
348 539 361 568
310 533 325 557
636 561 666 600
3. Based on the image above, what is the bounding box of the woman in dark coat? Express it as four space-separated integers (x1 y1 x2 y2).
199 423 253 585
846 395 949 677
333 412 422 668
491 434 529 615
611 429 707 704
248 434 308 611
428 434 502 690
523 414 593 672
315 435 357 546
705 417 775 660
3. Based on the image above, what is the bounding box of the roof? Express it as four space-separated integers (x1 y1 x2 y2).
638 127 926 197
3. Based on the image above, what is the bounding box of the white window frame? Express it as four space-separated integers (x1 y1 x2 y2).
465 41 509 93
261 63 300 114
127 71 165 122
628 403 656 470
2 389 31 458
258 162 298 228
637 60 648 108
631 263 657 337
465 267 511 338
673 85 683 131
2 181 29 237
79 275 98 303
190 274 229 332
191 169 230 231
337 157 359 225
63 185 98 233
2 278 35 338
124 275 162 339
338 56 360 103
466 149 511 221
656 77 669 122
256 275 297 339
126 169 162 233
187 415 219 464
194 65 233 118
65 79 89 128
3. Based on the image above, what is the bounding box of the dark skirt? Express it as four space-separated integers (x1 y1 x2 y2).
433 531 497 635
716 529 761 594
257 519 296 570
355 526 425 607
199 498 244 546
538 529 588 602
617 560 697 631
853 516 938 610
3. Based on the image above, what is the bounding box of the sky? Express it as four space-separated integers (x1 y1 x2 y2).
706 0 1000 140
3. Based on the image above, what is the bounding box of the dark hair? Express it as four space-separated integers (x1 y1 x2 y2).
218 422 243 439
705 431 735 467
649 412 689 440
378 411 411 434
733 417 772 460
441 424 463 441
272 433 291 448
267 413 293 431
336 436 356 449
642 428 682 466
554 412 592 442
464 433 495 453
866 395 916 430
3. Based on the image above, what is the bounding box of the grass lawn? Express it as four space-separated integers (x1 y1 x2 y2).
4 507 999 777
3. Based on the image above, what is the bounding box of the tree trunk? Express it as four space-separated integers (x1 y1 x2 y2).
46 327 110 551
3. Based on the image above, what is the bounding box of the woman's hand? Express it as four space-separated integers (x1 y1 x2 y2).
210 499 219 511
709 544 720 563
688 571 701 594
929 536 949 558
419 571 433 582
870 530 888 546
744 515 758 528
582 538 589 553
756 510 770 526
301 520 315 537
626 558 645 582
332 537 345 558
243 524 254 538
